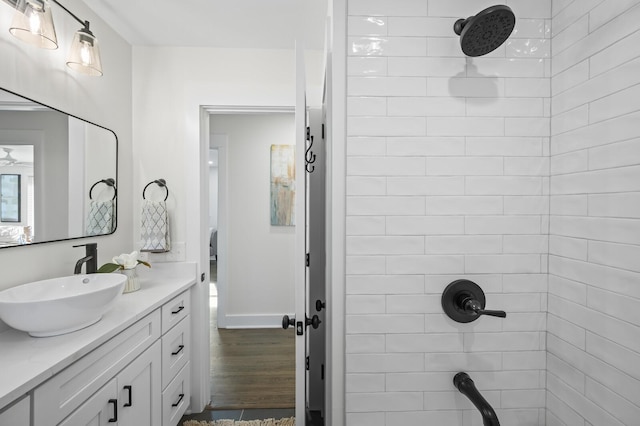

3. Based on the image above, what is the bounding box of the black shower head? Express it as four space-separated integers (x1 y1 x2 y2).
453 5 516 57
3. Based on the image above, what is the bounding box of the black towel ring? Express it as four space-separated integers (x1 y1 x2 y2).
143 178 169 201
89 178 117 200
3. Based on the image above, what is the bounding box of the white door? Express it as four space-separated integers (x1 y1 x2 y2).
294 41 308 426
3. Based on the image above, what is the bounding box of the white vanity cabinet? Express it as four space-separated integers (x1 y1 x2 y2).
32 288 193 426
0 395 30 426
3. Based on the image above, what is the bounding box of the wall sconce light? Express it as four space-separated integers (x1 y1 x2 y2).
8 0 103 76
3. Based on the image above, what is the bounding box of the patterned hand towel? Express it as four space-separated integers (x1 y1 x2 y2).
140 200 171 252
85 200 115 236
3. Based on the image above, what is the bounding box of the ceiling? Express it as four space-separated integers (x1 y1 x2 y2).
82 0 328 50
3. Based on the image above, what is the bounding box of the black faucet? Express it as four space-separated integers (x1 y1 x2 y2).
73 243 98 274
454 372 500 426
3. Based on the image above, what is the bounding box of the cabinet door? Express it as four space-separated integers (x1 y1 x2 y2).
58 380 117 426
0 395 30 426
117 340 162 426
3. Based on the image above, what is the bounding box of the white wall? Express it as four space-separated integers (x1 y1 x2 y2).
0 0 132 292
547 2 640 425
211 114 296 323
344 0 550 424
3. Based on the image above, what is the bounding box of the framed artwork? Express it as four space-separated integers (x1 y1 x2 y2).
270 145 295 226
0 174 21 222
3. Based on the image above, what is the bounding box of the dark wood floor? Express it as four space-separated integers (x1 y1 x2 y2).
208 263 295 409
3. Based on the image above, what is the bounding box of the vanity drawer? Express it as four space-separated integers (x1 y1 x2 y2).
162 315 191 389
161 290 191 334
33 310 161 426
162 362 190 426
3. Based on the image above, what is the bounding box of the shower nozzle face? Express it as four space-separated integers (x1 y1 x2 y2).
455 5 516 57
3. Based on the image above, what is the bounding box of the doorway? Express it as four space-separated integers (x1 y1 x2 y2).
207 111 297 412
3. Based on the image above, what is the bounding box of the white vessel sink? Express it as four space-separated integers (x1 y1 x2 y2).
0 274 126 337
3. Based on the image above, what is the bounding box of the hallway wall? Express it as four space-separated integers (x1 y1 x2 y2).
547 1 640 425
345 0 551 424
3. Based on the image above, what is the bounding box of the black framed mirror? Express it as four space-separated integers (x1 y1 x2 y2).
0 87 118 248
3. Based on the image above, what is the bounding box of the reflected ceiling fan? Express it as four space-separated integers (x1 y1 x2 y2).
0 147 32 167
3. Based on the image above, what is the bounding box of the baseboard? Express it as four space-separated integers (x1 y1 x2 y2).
222 313 291 329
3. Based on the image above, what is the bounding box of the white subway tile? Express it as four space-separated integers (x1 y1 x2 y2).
547 312 586 349
589 138 640 171
346 373 386 392
426 157 503 176
347 314 425 335
386 137 465 156
387 216 465 235
548 274 587 305
347 137 387 156
466 137 543 157
502 389 546 408
424 275 503 294
503 274 548 293
425 196 504 215
589 0 640 32
506 39 550 58
549 194 588 215
386 372 452 391
387 255 465 274
348 0 428 17
551 0 607 37
590 21 640 77
587 286 640 326
428 0 499 18
585 377 640 426
428 77 506 97
551 60 589 96
423 390 501 410
469 370 543 389
505 117 550 137
503 351 547 370
502 313 546 331
348 76 427 96
586 332 640 381
549 235 588 260
347 96 386 116
465 255 541 274
347 295 386 314
505 157 549 176
467 98 544 117
551 166 640 196
552 15 588 56
346 177 386 196
589 192 640 219
386 411 462 424
424 352 502 372
347 196 425 216
346 391 424 412
547 354 586 394
589 83 640 124
387 97 465 117
388 57 466 77
388 176 465 195
345 412 385 426
588 240 640 273
466 177 543 196
348 156 426 176
424 312 502 333
386 333 464 352
469 58 546 78
513 19 550 39
348 117 427 137
424 236 502 254
346 216 386 235
347 57 387 76
504 235 548 253
348 16 388 36
346 334 386 353
551 105 588 136
387 17 452 37
347 275 425 295
347 236 424 255
504 195 549 214
550 150 588 175
349 36 427 57
505 78 550 97
386 294 440 314
466 216 542 235
547 392 586 426
347 255 386 275
507 0 551 19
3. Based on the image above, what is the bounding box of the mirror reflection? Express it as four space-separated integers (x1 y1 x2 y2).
0 88 117 248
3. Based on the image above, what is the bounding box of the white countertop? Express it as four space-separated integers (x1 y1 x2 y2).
0 262 197 409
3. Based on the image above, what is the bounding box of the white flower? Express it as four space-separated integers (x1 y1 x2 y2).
112 251 140 270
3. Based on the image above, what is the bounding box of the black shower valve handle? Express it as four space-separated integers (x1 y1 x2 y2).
461 297 507 318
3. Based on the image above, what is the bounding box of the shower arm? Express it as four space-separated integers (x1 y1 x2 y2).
454 372 500 426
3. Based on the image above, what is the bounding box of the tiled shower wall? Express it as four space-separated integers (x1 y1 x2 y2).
345 0 551 424
547 1 640 425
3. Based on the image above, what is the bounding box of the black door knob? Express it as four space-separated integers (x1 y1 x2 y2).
315 300 326 312
282 315 295 329
306 315 321 329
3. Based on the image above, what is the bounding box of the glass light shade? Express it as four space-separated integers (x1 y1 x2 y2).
9 0 58 49
66 28 103 76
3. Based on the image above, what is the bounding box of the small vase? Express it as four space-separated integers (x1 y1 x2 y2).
121 268 140 293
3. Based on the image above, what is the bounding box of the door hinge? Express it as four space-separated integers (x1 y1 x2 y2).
321 364 325 380
306 356 310 370
322 123 325 140
306 253 310 267
306 126 310 141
